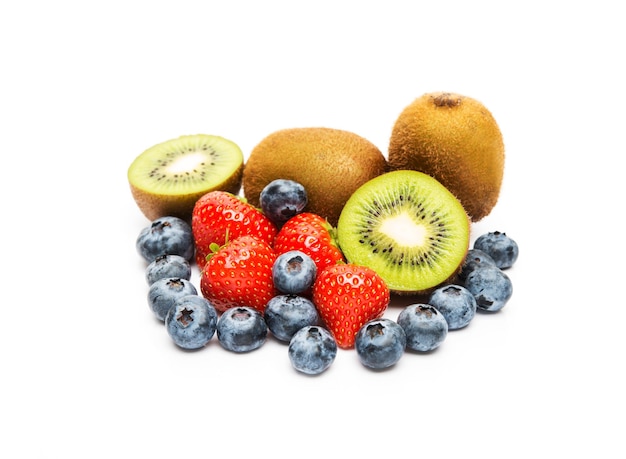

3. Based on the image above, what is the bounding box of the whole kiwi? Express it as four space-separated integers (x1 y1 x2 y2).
243 127 388 226
387 92 505 222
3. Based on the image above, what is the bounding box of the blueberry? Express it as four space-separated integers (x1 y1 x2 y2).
165 295 218 350
265 295 320 342
145 254 192 285
288 326 337 375
136 216 195 263
260 179 308 225
465 265 513 312
473 231 519 269
397 304 448 352
458 248 497 283
355 318 406 370
272 250 317 294
428 284 476 330
147 277 198 321
217 307 268 352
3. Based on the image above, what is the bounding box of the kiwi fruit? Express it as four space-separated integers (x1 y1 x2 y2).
242 127 388 226
387 92 505 222
128 134 244 221
336 170 470 294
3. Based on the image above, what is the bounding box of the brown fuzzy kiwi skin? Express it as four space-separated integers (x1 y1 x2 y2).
243 127 388 226
130 164 243 222
387 92 505 222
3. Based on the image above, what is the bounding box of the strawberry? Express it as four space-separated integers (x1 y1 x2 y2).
192 191 277 269
200 235 278 314
273 212 345 274
312 263 390 349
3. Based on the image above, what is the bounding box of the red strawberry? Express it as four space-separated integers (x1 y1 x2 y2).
192 191 277 269
312 263 390 349
273 212 344 273
200 235 278 314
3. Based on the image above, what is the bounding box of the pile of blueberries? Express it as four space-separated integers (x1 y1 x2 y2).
136 180 519 375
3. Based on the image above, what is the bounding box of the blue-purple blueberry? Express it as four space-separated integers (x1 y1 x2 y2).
355 318 406 370
465 265 513 312
473 231 519 269
428 284 476 330
397 304 448 352
165 295 218 350
147 277 198 321
272 250 317 294
260 179 308 225
264 295 319 342
458 248 497 283
145 254 192 285
288 326 337 375
217 307 268 353
136 216 194 263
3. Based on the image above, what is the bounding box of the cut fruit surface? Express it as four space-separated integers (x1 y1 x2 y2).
128 134 244 221
336 170 470 294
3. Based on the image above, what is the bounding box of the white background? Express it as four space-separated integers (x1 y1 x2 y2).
2 1 624 458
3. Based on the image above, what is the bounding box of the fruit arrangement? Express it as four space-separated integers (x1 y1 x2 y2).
129 91 519 375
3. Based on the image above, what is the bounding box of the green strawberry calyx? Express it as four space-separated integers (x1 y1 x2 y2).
205 229 230 263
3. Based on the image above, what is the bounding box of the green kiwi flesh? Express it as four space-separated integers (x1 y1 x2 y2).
336 170 470 294
128 134 244 221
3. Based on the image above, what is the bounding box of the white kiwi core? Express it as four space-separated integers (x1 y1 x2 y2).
379 213 426 247
167 152 207 174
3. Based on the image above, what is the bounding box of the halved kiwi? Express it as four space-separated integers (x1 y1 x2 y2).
336 170 470 294
128 134 244 221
